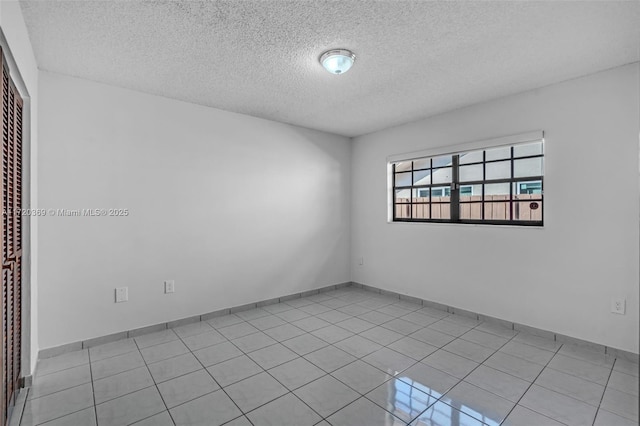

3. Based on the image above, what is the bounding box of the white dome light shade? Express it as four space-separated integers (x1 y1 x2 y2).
320 49 356 75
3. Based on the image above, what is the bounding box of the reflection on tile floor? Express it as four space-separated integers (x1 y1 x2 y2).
15 288 640 425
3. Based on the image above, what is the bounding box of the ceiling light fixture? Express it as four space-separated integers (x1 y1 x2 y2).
320 49 356 75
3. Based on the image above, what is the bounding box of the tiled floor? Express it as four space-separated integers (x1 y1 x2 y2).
14 288 640 426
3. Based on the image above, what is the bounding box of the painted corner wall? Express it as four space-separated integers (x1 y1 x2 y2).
351 63 640 353
37 71 351 349
0 0 39 374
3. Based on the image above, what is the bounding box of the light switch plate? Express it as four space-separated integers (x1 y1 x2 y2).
115 287 128 303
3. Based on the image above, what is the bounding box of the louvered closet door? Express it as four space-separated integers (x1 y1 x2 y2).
0 48 22 426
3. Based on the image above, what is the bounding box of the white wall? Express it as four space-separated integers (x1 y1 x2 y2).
351 63 639 354
0 1 39 374
38 71 351 349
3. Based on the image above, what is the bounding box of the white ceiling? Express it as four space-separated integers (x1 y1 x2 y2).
20 1 640 137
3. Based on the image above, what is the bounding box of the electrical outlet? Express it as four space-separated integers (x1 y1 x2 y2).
358 257 364 266
115 287 128 303
164 280 175 294
611 297 626 315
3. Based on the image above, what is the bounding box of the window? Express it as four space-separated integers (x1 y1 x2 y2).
391 136 544 225
517 181 542 194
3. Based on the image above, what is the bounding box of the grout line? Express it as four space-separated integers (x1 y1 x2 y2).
24 372 93 402
127 405 175 426
86 350 99 424
541 356 615 388
34 338 185 383
131 336 177 426
25 405 93 426
90 385 155 407
591 358 616 426
32 357 91 380
25 367 97 425
14 387 29 426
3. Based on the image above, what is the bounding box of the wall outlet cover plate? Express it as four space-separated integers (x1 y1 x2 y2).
610 298 626 315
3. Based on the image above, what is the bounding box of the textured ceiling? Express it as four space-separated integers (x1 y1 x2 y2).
20 0 640 137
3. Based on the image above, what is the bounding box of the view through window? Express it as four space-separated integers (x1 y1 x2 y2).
392 139 544 225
